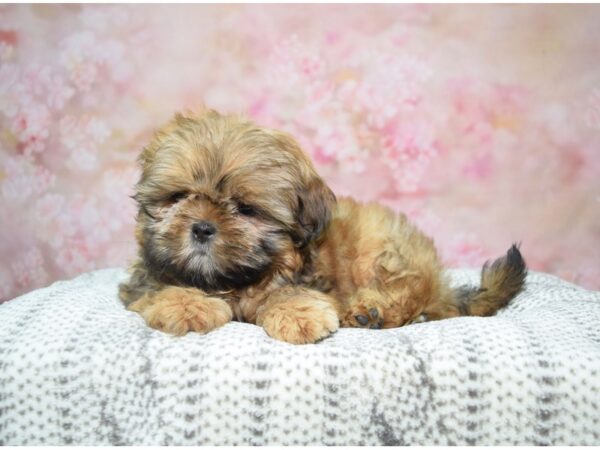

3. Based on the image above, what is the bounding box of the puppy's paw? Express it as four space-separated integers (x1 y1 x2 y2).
343 305 384 329
257 295 339 345
342 288 386 329
131 287 233 335
408 313 429 324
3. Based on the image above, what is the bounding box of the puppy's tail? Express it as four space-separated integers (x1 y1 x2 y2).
423 244 527 321
454 244 527 316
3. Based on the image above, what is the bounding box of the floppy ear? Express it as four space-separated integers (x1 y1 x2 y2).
265 128 336 247
294 176 336 248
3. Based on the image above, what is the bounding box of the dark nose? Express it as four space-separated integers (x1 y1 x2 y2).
192 221 217 243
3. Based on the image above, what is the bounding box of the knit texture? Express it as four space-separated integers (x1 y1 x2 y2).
0 268 599 445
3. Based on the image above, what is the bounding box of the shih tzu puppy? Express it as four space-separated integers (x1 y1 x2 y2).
119 110 527 344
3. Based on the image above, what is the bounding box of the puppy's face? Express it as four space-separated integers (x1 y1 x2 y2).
134 111 335 292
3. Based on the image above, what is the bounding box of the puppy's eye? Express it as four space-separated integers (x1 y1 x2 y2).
167 192 187 203
237 203 256 216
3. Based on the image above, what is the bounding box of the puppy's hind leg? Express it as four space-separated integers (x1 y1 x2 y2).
341 287 390 329
341 248 448 329
341 278 432 329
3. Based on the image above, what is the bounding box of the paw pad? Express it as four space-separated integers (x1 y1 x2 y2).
354 307 383 329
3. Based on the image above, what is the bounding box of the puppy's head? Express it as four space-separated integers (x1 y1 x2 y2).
133 110 335 292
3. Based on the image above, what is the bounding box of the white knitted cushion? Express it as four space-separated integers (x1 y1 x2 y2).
0 268 599 445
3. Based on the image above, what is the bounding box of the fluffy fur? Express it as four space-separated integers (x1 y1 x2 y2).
119 110 527 344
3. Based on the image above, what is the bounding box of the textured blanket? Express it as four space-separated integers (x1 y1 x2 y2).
0 268 599 445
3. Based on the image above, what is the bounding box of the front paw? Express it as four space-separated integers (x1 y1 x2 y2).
256 292 339 344
130 286 233 336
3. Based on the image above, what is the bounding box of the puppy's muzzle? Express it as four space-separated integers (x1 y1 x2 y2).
192 221 217 243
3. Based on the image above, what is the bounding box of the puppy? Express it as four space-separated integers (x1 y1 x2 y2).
119 110 527 344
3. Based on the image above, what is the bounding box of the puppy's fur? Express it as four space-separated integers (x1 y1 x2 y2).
119 110 527 344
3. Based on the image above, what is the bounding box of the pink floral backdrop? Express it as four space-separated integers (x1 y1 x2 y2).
1 4 599 302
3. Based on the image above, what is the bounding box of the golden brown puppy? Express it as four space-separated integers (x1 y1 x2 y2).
119 110 527 344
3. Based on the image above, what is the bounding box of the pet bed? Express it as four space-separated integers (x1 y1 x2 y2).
0 267 599 445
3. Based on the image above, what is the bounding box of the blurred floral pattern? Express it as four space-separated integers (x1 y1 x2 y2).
1 4 599 301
